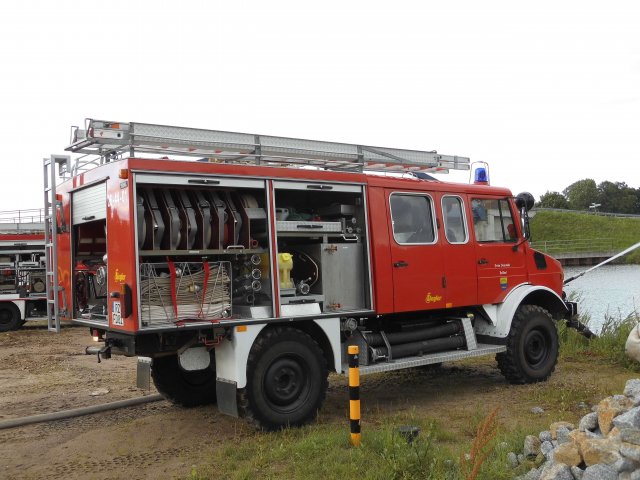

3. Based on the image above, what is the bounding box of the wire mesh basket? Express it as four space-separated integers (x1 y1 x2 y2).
139 261 231 325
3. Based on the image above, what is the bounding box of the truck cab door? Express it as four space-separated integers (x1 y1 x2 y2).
386 190 446 313
470 196 527 304
440 194 478 307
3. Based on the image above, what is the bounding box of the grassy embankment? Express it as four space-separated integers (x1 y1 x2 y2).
530 210 640 263
189 310 640 480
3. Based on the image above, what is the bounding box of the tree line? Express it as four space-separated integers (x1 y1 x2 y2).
537 179 640 214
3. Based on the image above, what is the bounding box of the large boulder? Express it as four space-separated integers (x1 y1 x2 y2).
624 379 640 406
580 437 622 466
524 435 542 459
582 463 617 480
538 462 573 480
597 395 634 435
579 412 598 432
625 324 640 363
550 421 575 439
553 441 582 467
614 407 640 431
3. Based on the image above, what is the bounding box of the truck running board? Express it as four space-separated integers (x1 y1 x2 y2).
349 344 507 376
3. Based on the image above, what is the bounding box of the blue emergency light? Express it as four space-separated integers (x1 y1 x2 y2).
474 167 489 185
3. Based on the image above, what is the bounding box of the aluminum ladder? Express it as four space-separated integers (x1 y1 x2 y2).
43 155 70 332
65 119 471 176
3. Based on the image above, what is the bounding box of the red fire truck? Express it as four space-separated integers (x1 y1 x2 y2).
0 210 47 332
44 119 577 429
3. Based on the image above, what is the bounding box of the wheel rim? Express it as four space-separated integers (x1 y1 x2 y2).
263 354 310 412
524 329 549 369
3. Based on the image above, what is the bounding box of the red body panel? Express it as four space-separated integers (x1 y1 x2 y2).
0 234 44 243
55 157 565 333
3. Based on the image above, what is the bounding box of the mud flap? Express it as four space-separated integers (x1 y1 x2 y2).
137 357 152 390
216 378 238 417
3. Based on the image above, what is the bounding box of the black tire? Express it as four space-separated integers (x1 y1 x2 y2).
0 303 21 332
151 351 217 407
496 304 558 384
240 327 328 431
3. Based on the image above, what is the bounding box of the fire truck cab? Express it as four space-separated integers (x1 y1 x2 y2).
44 120 576 430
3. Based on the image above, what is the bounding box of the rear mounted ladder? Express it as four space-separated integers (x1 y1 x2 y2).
43 155 70 332
64 119 472 176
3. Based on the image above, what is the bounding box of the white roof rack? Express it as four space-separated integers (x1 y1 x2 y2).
65 119 470 176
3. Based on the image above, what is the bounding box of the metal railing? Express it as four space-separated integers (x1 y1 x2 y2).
0 208 45 224
534 207 640 219
530 238 616 255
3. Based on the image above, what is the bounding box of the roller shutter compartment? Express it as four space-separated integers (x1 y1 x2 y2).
72 183 107 225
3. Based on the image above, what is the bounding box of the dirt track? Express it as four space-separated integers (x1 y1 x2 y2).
1 322 636 479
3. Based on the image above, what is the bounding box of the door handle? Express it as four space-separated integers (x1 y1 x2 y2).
394 261 409 268
477 258 488 265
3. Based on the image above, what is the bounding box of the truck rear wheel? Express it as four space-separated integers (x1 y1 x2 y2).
240 326 328 430
497 304 558 384
0 304 21 332
151 352 217 407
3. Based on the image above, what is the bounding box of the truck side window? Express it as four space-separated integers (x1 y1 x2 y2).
390 194 436 244
442 196 468 244
471 198 517 243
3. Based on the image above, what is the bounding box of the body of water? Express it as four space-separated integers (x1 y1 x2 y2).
562 264 640 333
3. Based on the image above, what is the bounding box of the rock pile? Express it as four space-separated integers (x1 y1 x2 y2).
513 379 640 480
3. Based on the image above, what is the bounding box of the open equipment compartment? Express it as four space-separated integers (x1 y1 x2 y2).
134 173 272 327
71 182 109 324
273 180 371 314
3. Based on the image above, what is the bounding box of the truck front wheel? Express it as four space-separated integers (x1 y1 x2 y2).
496 304 558 384
151 352 217 407
240 326 328 430
0 304 21 332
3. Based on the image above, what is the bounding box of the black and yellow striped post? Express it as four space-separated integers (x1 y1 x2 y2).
348 345 361 447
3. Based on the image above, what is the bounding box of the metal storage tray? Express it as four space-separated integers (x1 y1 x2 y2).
276 220 342 233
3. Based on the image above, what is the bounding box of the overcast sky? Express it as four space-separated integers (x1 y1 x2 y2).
1 1 638 213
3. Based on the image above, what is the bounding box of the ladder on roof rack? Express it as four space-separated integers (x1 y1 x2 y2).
65 119 471 176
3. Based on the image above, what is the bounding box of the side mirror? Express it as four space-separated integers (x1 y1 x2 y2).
512 192 534 251
515 192 535 212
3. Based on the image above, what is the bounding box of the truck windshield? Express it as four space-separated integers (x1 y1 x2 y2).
471 198 517 243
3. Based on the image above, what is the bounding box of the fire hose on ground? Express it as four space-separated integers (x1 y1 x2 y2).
0 394 164 430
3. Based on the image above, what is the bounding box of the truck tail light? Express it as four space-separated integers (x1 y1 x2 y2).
91 328 104 342
119 169 129 179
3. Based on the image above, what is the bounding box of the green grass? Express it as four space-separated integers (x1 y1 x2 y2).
187 418 530 480
530 210 640 262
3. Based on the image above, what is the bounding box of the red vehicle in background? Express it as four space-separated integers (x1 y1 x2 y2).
43 119 578 429
0 210 47 332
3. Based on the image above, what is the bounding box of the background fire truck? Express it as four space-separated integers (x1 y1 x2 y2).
44 119 578 430
0 209 47 332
